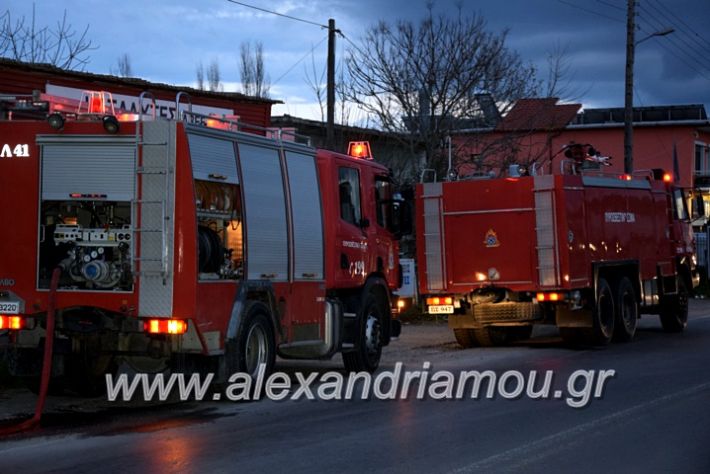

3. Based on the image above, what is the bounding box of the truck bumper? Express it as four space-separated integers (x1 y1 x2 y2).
448 302 541 328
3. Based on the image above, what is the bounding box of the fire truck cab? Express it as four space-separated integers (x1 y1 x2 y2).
416 148 700 348
0 91 403 393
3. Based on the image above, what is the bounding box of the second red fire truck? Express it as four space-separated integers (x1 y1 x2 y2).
417 146 700 347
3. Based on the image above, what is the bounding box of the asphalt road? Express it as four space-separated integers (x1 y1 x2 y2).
1 302 710 473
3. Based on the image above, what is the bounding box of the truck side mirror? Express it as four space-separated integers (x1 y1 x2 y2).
391 200 413 238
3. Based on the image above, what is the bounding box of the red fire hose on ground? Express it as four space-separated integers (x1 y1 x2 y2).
0 268 61 436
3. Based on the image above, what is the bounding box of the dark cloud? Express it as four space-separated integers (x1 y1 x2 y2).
2 0 708 113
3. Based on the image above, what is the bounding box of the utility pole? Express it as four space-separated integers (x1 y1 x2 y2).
624 0 636 174
326 18 336 150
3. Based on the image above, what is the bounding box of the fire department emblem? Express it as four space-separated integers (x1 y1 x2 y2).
484 229 500 248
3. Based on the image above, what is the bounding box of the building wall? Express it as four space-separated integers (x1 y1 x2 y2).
455 124 710 189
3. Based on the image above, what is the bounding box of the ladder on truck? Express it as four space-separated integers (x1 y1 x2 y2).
420 182 447 291
533 175 560 287
132 92 172 284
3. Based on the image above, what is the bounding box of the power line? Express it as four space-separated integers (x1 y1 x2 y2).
637 7 710 73
638 24 710 82
596 0 625 12
225 0 327 29
647 0 710 51
643 0 710 60
555 0 625 23
338 31 369 60
272 35 328 86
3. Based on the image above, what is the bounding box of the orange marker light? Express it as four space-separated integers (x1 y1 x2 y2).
144 318 188 335
536 292 546 302
663 173 672 183
0 315 25 330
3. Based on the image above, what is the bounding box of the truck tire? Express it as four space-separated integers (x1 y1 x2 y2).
227 301 276 379
660 277 689 333
453 329 476 348
590 277 615 345
613 277 638 342
472 326 531 347
343 293 383 373
66 354 116 397
561 278 615 347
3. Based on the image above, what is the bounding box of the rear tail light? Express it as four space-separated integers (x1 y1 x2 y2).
143 318 188 335
426 296 453 306
536 292 565 302
0 315 26 330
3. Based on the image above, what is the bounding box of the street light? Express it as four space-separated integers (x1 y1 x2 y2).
624 0 675 174
636 28 675 45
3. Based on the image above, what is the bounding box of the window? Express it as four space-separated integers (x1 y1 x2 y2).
195 180 244 279
673 189 688 221
339 167 361 226
375 176 393 229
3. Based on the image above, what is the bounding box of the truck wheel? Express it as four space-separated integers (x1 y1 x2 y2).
453 329 476 348
473 326 533 346
590 277 615 345
509 326 534 341
66 354 116 397
227 302 276 379
343 293 383 373
473 327 507 346
660 277 689 333
613 277 638 342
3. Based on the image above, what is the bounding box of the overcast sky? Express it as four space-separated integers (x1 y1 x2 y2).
4 0 710 121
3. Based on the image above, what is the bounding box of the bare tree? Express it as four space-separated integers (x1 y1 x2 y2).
240 41 270 98
207 59 222 92
110 53 132 77
544 43 588 102
0 4 96 70
344 6 539 179
196 61 205 90
304 49 326 122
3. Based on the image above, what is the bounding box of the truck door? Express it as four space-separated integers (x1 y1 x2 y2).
335 163 367 287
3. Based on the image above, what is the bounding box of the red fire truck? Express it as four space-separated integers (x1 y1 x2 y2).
416 146 700 347
0 91 402 393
